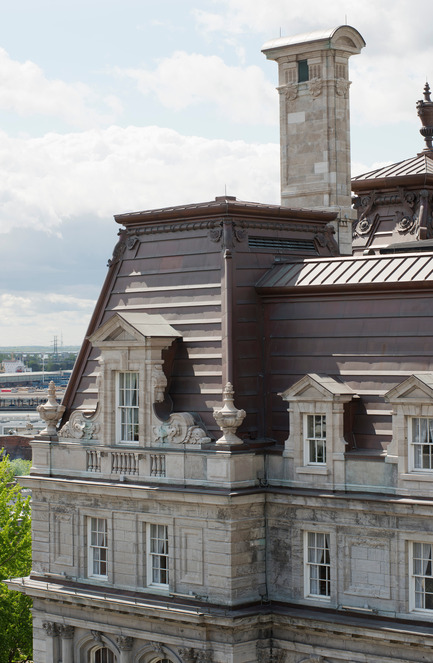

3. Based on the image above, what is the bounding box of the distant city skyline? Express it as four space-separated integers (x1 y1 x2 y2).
1 0 432 345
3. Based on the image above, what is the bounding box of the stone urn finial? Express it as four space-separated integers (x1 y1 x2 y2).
213 382 246 445
37 381 65 437
417 82 433 152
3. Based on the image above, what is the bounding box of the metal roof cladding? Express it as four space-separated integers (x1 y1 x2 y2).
256 251 433 290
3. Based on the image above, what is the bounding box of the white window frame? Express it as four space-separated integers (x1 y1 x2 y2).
304 531 331 600
116 371 139 444
87 517 108 580
304 413 327 465
410 541 433 612
147 523 169 589
410 417 433 472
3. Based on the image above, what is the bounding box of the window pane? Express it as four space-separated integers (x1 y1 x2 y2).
306 531 330 598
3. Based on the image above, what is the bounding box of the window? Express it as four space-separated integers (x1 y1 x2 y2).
92 648 116 663
117 372 139 443
305 414 326 464
412 542 433 610
411 417 433 470
88 518 108 579
305 531 330 599
148 524 169 588
298 59 309 82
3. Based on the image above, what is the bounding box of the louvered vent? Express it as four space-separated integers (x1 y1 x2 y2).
248 236 317 253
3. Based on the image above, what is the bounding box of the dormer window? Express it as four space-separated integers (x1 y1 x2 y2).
305 414 326 465
117 372 139 444
411 417 433 470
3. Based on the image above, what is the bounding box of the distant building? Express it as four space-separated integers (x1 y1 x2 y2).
2 360 30 373
10 24 433 663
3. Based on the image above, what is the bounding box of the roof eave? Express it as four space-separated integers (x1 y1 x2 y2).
352 173 433 192
114 200 338 228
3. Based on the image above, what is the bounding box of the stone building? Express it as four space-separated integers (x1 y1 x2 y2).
9 24 433 663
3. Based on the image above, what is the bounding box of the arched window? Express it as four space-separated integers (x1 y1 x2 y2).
91 647 117 663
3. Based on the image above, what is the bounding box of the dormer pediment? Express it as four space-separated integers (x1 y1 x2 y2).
385 374 433 403
280 373 355 403
89 311 182 349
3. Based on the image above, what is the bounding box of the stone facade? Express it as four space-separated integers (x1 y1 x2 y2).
9 22 433 663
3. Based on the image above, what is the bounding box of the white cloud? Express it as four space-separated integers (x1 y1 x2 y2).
193 0 433 131
0 293 95 346
0 125 280 234
115 51 277 125
0 48 121 128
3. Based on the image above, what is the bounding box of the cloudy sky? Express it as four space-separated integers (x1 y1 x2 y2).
0 0 431 346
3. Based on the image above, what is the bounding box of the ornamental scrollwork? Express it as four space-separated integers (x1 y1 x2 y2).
59 409 100 440
57 625 75 639
209 224 223 243
336 78 350 97
42 621 59 637
116 635 133 651
396 213 415 234
126 235 140 250
107 231 126 267
314 224 339 256
278 82 298 102
309 78 323 97
153 413 211 446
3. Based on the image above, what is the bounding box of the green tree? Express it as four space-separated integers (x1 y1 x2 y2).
0 453 32 662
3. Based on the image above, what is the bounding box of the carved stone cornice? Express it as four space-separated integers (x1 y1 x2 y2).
125 219 220 239
116 635 133 651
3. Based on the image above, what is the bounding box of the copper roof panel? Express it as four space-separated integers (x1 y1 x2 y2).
257 252 433 290
352 154 433 181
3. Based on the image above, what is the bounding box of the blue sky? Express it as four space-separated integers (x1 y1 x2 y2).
1 0 432 345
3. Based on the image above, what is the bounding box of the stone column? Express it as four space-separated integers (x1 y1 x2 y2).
58 625 75 663
116 635 133 663
42 621 59 663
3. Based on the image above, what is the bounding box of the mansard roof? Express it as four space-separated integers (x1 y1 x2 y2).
352 153 433 191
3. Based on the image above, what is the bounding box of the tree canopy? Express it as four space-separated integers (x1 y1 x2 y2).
0 452 32 663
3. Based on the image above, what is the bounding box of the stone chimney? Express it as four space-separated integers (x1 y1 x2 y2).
262 25 365 254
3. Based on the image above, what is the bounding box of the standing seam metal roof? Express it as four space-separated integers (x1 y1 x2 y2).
256 252 433 289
